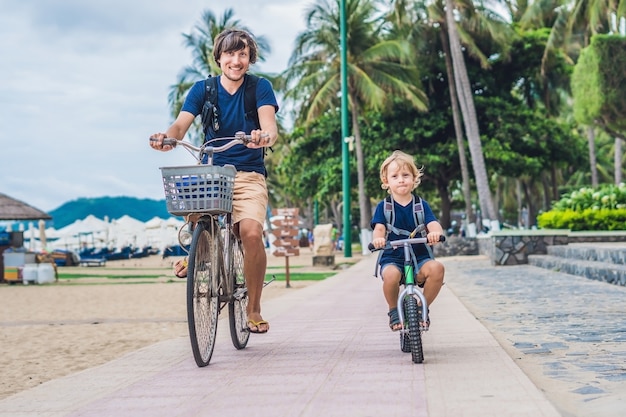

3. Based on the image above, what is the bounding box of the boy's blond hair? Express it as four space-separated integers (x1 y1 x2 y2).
380 150 424 192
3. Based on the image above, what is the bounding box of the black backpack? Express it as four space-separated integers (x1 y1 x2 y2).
200 74 260 135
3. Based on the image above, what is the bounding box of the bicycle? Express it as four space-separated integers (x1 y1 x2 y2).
152 131 269 367
368 233 445 364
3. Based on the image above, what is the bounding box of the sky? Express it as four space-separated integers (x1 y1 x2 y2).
0 0 311 213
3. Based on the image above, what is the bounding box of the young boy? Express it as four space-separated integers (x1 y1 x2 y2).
370 150 445 331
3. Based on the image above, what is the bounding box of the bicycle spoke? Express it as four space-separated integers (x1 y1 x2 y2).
187 220 221 367
228 232 250 349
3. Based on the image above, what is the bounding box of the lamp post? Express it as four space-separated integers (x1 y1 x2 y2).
340 0 352 257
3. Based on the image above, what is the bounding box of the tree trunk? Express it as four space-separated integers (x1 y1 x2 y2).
436 181 451 229
613 138 622 185
540 175 551 211
587 126 598 187
349 95 372 252
445 0 498 228
521 180 537 228
440 26 474 225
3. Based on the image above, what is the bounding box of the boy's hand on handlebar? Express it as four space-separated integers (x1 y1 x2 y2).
149 133 175 152
371 237 386 250
427 231 444 245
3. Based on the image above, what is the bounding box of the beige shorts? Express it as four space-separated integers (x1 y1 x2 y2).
232 171 268 226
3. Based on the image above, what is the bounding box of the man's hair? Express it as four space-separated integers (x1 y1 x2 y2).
213 29 258 65
379 150 424 192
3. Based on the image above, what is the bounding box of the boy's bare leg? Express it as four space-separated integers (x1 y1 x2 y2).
418 260 445 306
382 266 402 331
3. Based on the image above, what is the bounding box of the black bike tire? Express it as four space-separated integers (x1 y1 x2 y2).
405 296 424 364
187 219 221 367
227 233 250 349
400 332 411 353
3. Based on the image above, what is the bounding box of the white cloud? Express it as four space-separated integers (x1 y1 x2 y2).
0 0 311 213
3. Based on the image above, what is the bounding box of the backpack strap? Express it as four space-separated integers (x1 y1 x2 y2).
201 75 219 133
200 74 260 134
413 195 434 260
384 195 420 237
243 74 260 129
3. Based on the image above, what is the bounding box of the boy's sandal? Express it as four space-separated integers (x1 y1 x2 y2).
388 308 402 332
419 307 431 328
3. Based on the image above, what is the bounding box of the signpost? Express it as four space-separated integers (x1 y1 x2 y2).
271 208 300 288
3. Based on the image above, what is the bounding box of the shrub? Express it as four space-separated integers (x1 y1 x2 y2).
538 184 626 230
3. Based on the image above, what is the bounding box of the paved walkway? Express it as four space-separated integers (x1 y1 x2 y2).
1 254 622 417
443 256 626 417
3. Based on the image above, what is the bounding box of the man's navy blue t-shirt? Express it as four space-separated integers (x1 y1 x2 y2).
182 75 279 175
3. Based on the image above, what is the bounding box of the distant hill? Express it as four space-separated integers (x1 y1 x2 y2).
49 196 171 229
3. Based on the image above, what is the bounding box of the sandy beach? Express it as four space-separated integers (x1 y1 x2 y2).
0 249 362 400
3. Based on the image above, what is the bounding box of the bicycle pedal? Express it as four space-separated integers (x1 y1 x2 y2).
233 287 248 300
263 275 277 288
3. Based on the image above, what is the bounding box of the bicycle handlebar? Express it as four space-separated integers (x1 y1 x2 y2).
149 131 254 153
368 235 446 252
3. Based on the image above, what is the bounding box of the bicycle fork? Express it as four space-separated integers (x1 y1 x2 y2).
397 285 430 332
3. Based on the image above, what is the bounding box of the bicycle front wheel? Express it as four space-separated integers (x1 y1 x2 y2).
404 296 424 364
187 218 222 367
226 232 250 349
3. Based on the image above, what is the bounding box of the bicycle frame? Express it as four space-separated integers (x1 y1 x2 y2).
395 240 429 331
370 235 446 330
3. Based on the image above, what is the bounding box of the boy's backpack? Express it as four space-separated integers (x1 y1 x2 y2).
374 194 433 277
200 74 260 134
383 194 427 239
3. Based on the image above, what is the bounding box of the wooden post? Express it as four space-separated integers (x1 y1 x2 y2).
285 255 291 288
271 208 300 288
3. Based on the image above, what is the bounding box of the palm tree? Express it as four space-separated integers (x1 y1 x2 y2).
168 9 271 144
521 0 626 187
443 0 498 226
282 0 428 235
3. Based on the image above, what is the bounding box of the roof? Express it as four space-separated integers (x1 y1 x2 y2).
0 193 52 221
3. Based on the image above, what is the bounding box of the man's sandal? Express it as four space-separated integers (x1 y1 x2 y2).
388 308 402 332
247 319 270 334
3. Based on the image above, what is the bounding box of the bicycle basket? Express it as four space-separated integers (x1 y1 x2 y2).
159 164 237 216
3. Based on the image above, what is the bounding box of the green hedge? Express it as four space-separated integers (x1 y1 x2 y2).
537 183 626 230
537 208 626 231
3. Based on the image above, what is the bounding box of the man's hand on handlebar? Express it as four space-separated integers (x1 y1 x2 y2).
149 133 176 152
247 129 271 149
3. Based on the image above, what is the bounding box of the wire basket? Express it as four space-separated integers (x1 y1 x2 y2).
159 164 237 216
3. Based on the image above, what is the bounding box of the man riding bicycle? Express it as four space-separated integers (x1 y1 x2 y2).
150 28 279 334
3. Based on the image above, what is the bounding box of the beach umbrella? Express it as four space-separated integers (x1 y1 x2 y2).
0 193 51 221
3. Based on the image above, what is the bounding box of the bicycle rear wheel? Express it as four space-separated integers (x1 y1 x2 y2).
226 231 250 349
187 218 222 367
404 296 424 364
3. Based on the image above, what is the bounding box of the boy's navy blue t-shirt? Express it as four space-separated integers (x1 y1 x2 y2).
370 196 438 265
181 75 279 175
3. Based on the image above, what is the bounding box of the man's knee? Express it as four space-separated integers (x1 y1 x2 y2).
238 220 263 242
